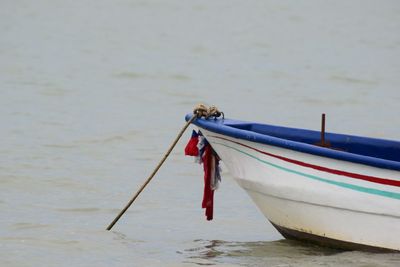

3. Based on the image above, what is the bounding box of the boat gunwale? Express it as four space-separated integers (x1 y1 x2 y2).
185 114 400 172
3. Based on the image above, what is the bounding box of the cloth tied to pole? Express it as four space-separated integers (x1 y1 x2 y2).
185 130 221 221
185 104 223 220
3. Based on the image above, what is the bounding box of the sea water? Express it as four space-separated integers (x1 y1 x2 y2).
1 1 400 266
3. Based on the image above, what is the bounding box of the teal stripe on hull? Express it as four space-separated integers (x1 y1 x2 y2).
212 142 400 200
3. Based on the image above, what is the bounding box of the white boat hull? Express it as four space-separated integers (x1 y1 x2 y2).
201 129 400 251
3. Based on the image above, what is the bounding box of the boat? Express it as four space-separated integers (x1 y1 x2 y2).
185 112 400 252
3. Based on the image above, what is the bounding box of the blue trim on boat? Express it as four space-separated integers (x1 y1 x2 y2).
185 114 400 171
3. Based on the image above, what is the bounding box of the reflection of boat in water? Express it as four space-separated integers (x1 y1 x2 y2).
186 113 400 251
183 239 340 265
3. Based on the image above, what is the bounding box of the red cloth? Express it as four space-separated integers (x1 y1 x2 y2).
184 131 216 221
184 132 199 156
202 145 214 220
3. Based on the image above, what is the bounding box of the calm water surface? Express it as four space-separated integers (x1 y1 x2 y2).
1 1 400 266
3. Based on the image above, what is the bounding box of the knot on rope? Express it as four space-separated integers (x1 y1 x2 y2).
193 104 224 119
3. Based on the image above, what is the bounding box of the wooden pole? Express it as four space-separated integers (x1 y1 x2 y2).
106 115 197 231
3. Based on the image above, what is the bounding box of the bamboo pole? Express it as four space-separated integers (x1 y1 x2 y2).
106 115 197 231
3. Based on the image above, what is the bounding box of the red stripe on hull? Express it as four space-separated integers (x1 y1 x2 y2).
210 135 400 188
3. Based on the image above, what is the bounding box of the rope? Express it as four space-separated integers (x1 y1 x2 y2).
193 104 224 119
106 115 196 231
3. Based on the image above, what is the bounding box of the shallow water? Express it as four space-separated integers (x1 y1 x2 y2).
1 0 400 266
